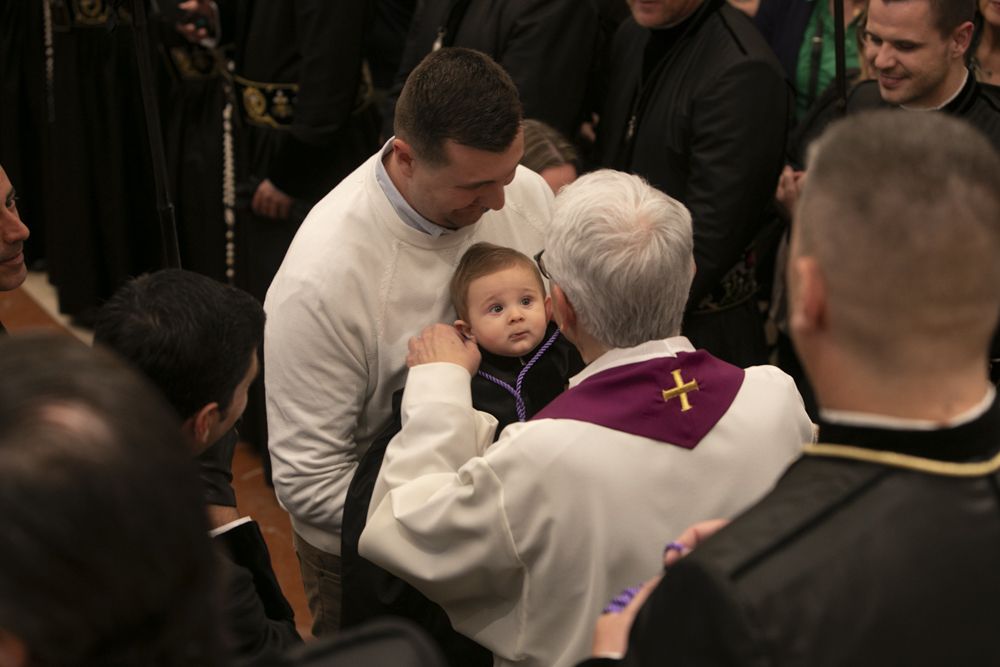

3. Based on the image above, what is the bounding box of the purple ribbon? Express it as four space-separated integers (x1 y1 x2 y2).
477 328 561 422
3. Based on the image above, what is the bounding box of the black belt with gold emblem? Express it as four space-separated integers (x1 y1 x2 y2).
48 0 131 30
163 43 223 82
233 63 374 130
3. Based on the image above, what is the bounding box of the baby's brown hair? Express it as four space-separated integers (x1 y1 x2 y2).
450 243 546 321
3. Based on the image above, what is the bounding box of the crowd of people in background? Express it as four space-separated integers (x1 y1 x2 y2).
0 0 999 665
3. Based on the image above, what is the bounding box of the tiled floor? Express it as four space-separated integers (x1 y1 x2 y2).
0 272 314 639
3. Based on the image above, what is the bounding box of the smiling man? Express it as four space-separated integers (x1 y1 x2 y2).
0 165 30 298
0 165 31 334
851 0 1000 147
263 47 551 637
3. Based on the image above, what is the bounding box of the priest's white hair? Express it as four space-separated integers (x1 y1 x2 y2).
545 169 694 348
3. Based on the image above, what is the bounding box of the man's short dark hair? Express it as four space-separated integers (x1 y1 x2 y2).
798 110 1000 369
94 269 264 421
883 0 975 35
394 47 523 166
0 336 223 665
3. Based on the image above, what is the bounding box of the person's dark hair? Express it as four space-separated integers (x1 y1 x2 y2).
94 269 264 421
0 335 225 666
520 119 579 174
883 0 975 36
450 242 545 322
394 47 523 166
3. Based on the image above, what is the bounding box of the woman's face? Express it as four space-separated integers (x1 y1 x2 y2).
982 0 1000 28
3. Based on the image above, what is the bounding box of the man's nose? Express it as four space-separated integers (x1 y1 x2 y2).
478 182 505 211
873 43 894 70
0 210 29 245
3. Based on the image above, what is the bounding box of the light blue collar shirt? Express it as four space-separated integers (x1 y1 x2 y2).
374 137 454 238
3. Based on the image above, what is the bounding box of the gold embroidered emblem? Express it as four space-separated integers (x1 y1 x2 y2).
74 0 108 23
242 86 268 124
272 90 292 119
170 48 196 78
662 369 699 412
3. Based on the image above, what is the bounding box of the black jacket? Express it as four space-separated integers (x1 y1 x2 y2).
383 0 600 139
581 401 1000 667
847 73 1000 152
216 520 302 665
599 0 791 312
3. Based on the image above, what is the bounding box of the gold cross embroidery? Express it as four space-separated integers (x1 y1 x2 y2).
662 369 699 412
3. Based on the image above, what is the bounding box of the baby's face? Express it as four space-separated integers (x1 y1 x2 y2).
463 265 551 357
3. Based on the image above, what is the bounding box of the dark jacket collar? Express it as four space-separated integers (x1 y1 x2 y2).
943 68 979 115
817 398 1000 463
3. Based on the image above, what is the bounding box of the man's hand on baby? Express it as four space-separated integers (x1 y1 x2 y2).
407 324 481 376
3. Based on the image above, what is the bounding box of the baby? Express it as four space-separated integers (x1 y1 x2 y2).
450 241 581 429
340 243 582 665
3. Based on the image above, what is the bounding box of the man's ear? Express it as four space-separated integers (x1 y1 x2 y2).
551 284 577 333
454 319 473 340
544 294 553 322
788 256 827 337
951 21 974 58
189 402 222 449
392 138 417 177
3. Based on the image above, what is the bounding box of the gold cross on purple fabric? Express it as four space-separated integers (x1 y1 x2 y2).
662 369 699 411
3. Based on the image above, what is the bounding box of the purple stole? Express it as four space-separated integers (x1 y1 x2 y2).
532 350 745 449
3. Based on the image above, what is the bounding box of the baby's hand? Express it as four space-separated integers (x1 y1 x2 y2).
406 324 481 376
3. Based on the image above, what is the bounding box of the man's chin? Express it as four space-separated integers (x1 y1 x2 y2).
0 264 27 292
446 208 489 229
877 76 911 105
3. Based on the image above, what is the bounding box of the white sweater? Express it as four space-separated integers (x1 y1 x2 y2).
264 152 551 554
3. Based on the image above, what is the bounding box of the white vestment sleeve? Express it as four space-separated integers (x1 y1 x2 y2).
360 362 530 660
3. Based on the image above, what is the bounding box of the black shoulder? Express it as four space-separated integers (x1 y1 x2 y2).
976 82 1000 111
717 2 784 67
690 456 890 578
846 79 887 114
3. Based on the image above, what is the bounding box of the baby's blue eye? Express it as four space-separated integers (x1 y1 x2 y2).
489 304 503 314
520 297 533 306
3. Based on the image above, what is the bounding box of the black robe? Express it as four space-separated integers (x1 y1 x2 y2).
47 1 162 324
156 27 228 283
216 519 302 665
383 0 601 140
580 400 1000 666
0 0 50 265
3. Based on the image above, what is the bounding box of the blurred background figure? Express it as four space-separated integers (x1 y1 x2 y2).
973 0 1000 84
0 336 225 667
0 165 30 305
178 0 382 474
381 0 600 142
755 0 867 120
520 119 580 194
729 0 760 16
0 0 48 271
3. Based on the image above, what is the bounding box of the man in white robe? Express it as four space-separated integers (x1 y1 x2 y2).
360 170 813 667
